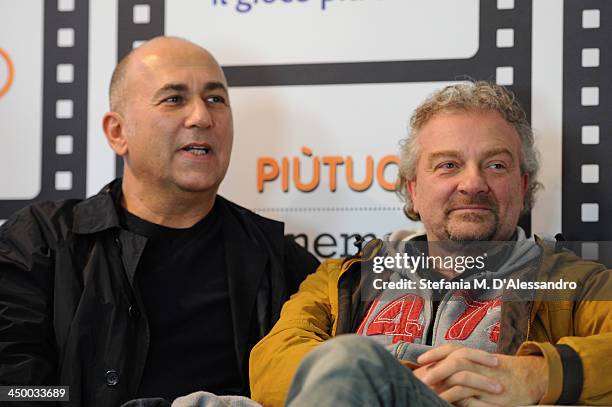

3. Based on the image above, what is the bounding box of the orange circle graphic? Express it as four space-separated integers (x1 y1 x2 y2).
0 48 15 98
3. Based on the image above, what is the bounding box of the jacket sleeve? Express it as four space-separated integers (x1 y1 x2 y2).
249 259 341 407
0 209 58 385
517 266 612 405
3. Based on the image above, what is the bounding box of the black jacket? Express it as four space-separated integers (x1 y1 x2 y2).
0 180 318 406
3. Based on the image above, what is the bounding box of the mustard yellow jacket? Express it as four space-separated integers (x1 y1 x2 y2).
250 239 612 406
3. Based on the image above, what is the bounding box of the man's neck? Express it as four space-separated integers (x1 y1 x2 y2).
121 173 217 229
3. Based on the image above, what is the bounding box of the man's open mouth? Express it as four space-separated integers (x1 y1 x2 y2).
182 144 211 156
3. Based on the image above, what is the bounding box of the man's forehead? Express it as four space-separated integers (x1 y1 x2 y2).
126 40 226 85
136 55 223 77
132 59 224 78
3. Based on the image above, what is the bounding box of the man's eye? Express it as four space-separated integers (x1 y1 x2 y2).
488 163 506 170
438 162 457 170
206 95 226 104
163 95 183 104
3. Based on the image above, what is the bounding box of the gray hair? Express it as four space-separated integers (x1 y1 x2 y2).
397 81 542 221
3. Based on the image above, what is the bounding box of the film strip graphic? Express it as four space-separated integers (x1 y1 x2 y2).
115 0 165 177
0 0 89 219
225 0 531 97
562 0 612 242
562 0 612 265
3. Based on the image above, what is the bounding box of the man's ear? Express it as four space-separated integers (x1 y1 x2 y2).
521 173 529 211
103 112 128 156
406 180 418 214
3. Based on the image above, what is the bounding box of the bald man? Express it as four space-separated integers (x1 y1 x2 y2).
0 37 318 406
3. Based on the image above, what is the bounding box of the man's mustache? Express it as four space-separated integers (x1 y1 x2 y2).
444 195 498 215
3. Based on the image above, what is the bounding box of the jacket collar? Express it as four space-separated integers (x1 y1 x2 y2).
497 236 563 354
527 237 568 327
72 181 273 345
334 239 384 335
72 179 123 234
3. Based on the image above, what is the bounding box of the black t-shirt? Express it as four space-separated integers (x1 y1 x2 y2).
120 201 242 400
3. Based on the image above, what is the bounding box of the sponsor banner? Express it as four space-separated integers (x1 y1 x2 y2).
2 0 611 251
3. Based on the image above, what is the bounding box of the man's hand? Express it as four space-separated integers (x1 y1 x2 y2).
412 344 548 407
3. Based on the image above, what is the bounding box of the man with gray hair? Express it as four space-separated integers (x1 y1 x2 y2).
396 81 541 237
250 82 612 406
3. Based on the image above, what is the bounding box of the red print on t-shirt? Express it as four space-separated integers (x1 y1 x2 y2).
488 321 501 343
363 294 425 344
445 291 502 341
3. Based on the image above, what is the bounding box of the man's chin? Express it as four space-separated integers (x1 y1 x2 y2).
175 177 221 194
445 222 497 242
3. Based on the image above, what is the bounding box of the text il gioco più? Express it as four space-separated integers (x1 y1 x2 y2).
212 0 377 13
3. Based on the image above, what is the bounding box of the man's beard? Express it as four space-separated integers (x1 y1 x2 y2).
444 211 499 241
443 195 500 241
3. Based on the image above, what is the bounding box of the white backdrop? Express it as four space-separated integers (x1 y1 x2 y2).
0 0 577 257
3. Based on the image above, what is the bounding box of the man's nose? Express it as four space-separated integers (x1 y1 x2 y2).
457 165 489 195
185 98 213 129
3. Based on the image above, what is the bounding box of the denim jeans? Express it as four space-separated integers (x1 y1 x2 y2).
123 335 450 407
286 334 451 407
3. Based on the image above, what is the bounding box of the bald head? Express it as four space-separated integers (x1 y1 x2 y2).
102 35 234 221
108 36 226 113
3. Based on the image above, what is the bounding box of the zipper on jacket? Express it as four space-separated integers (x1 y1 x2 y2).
526 316 531 341
526 300 535 342
426 300 439 346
